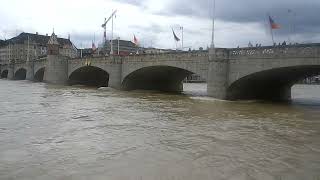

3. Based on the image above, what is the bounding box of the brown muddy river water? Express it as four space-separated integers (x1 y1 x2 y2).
0 80 320 180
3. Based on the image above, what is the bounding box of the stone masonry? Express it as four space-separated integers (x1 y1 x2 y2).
1 40 320 101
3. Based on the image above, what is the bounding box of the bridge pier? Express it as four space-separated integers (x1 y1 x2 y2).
207 48 229 100
43 55 68 84
108 66 122 89
43 32 68 84
1 44 319 102
26 61 34 81
7 65 14 80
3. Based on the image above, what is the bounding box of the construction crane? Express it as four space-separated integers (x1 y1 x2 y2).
101 10 117 55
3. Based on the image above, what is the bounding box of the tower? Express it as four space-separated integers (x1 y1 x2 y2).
47 32 60 55
43 32 68 84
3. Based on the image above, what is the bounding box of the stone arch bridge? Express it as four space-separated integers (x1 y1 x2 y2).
1 44 320 101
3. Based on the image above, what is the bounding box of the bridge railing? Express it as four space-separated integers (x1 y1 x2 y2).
69 56 123 64
69 51 209 63
122 51 209 62
228 43 320 59
0 56 47 66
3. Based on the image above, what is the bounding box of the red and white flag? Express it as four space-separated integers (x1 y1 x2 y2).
269 16 280 29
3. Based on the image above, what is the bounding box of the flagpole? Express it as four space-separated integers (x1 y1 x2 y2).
117 37 120 55
175 40 177 51
172 28 182 51
181 26 184 50
288 9 296 43
110 10 114 55
288 9 292 43
268 13 275 45
271 28 275 45
27 35 30 62
211 0 216 49
80 43 83 58
8 42 11 63
104 18 107 45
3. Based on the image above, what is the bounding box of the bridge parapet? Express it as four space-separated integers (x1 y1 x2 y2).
1 56 47 66
69 56 123 65
122 51 209 63
209 48 230 61
35 57 47 62
229 44 320 59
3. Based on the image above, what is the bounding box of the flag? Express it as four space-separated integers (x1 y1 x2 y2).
133 35 138 45
92 41 96 51
172 29 180 41
269 16 280 29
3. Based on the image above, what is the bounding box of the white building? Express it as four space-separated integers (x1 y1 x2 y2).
0 32 78 64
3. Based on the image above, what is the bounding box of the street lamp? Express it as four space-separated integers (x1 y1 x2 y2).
211 0 216 49
180 26 184 50
117 37 120 55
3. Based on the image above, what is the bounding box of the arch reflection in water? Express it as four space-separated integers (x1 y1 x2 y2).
68 66 109 87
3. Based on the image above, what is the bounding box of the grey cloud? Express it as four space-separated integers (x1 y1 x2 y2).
129 23 167 34
157 0 320 39
115 0 145 6
127 23 166 47
68 32 97 48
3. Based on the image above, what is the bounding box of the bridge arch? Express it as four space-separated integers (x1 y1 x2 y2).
227 65 320 101
121 65 194 92
1 70 8 78
34 67 45 82
14 68 27 80
68 66 109 87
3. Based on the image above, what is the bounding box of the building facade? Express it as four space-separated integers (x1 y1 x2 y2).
0 32 78 64
98 39 138 56
143 47 177 54
0 40 7 63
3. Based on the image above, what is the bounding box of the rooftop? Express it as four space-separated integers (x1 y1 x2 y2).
0 39 7 47
5 32 73 46
48 33 59 45
107 39 137 48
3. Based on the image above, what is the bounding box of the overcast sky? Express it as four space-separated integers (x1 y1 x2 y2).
0 0 319 49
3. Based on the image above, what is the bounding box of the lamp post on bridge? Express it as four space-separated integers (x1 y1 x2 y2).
211 0 216 50
180 26 184 50
207 0 229 100
117 37 120 55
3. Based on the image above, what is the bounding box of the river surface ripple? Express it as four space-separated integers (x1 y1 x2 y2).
0 80 320 180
